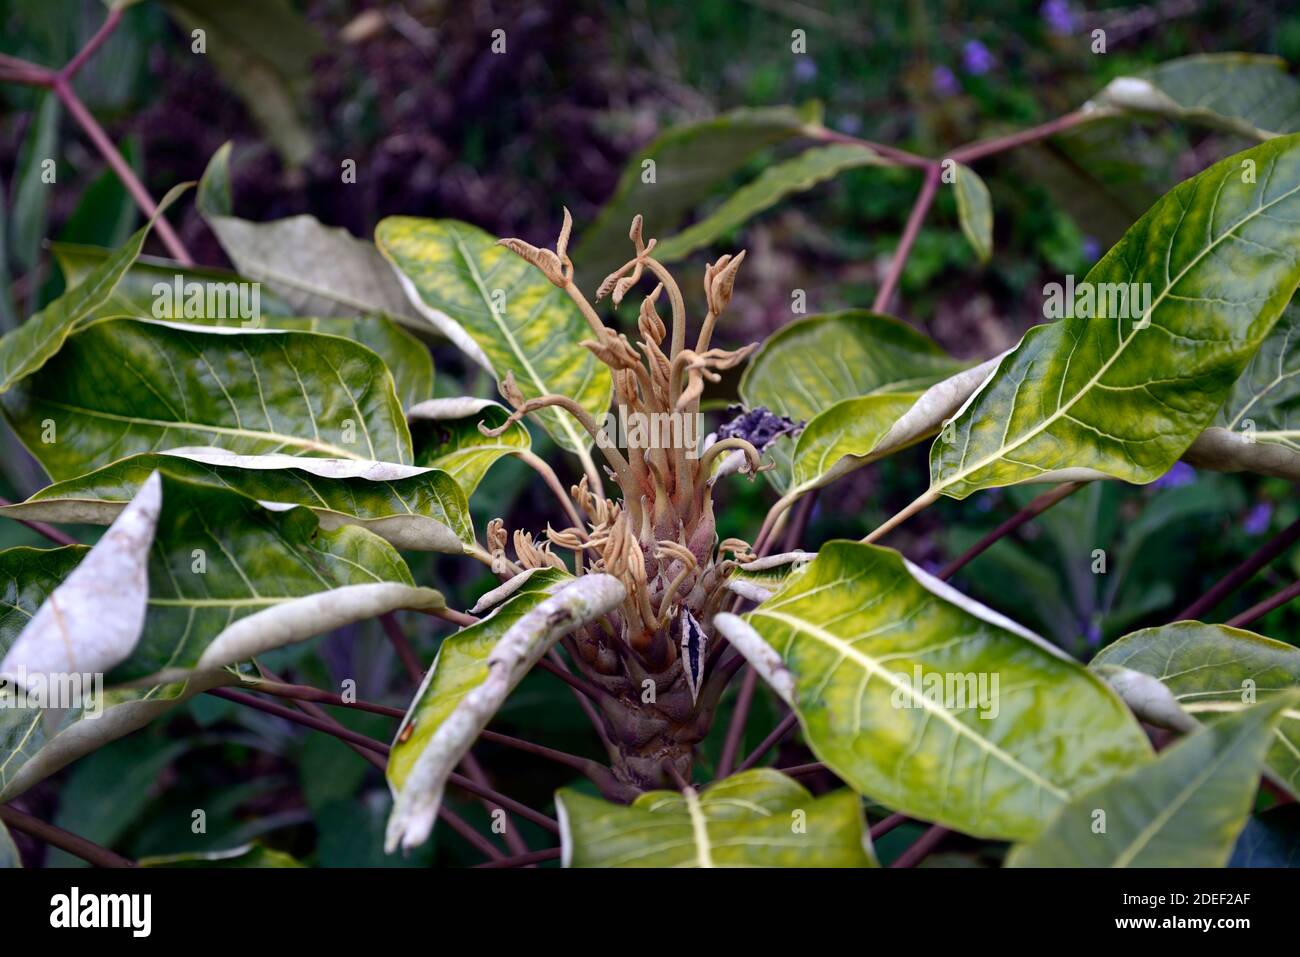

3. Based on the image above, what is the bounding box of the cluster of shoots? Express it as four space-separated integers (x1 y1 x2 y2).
483 213 770 685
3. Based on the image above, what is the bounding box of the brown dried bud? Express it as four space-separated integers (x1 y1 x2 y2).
638 285 667 344
499 371 526 408
497 238 565 287
704 249 746 314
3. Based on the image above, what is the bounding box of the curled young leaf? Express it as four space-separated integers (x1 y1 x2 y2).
0 472 161 683
385 574 625 852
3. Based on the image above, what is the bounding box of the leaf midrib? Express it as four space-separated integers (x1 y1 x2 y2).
32 398 362 460
753 606 1070 802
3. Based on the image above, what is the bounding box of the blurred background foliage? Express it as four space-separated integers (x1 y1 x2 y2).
1 0 1297 866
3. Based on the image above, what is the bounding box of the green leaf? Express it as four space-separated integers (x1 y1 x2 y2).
653 143 883 262
386 573 625 852
928 134 1300 501
408 397 531 497
1186 300 1300 481
1088 53 1300 141
1092 621 1300 798
376 217 612 457
1006 693 1299 867
713 541 1151 842
10 92 60 274
4 474 443 688
51 244 436 411
786 393 924 495
139 843 304 868
50 243 297 317
164 1 321 167
574 104 822 283
952 163 993 264
0 184 188 393
556 768 875 867
2 318 414 480
197 144 422 327
2 449 473 552
740 309 967 489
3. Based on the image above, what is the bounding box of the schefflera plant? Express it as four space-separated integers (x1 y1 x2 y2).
4 127 1300 869
385 215 782 848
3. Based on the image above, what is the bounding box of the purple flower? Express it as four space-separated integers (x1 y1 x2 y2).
1082 236 1101 262
1040 0 1077 35
793 58 817 83
1243 502 1273 535
962 40 994 76
718 406 801 451
1153 461 1196 489
835 114 863 136
931 65 958 97
1084 620 1103 647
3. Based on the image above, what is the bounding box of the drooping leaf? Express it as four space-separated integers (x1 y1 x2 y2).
1006 693 1299 867
376 217 612 457
2 318 413 480
108 475 443 686
164 1 321 167
1185 300 1300 481
1 449 473 552
928 134 1300 501
574 103 823 283
1088 53 1300 141
386 574 625 852
784 393 923 496
713 541 1151 842
50 243 437 412
197 144 422 327
1091 621 1300 798
952 163 993 264
50 243 296 318
0 473 160 680
408 398 531 497
556 768 875 868
1230 805 1300 867
725 550 816 604
740 310 967 488
0 184 188 393
652 143 884 262
139 843 304 868
0 542 235 804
